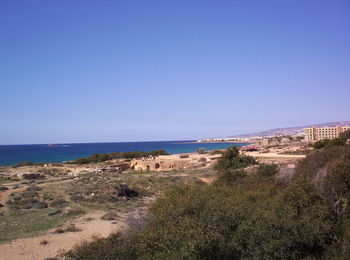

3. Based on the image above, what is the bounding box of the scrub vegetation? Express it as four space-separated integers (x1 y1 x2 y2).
64 143 350 260
72 150 169 164
0 166 215 244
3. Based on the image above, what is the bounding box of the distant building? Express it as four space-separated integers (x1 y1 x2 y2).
304 126 350 142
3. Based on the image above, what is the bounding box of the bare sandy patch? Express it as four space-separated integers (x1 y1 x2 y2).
0 197 153 260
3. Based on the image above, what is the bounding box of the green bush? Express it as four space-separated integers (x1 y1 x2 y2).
72 150 169 164
327 138 346 147
64 233 137 259
73 158 93 164
296 145 350 181
214 146 257 172
322 148 350 218
65 178 341 260
313 138 346 150
110 150 169 159
313 139 330 149
215 169 246 185
91 153 111 162
339 130 350 140
49 199 68 208
256 163 278 177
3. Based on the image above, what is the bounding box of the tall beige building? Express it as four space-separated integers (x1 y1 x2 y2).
304 126 350 142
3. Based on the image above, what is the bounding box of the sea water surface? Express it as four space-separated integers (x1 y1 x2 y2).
0 141 247 166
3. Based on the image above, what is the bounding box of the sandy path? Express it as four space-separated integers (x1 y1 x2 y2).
245 152 306 159
198 177 216 184
0 186 27 205
0 197 154 260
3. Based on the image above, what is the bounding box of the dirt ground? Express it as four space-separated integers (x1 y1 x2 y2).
244 151 305 159
0 166 212 259
0 197 153 260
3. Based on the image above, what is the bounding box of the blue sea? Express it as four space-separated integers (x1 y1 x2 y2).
0 141 247 167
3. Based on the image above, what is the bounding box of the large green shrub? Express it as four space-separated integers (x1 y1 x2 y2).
339 130 350 140
255 163 278 177
65 179 340 260
214 146 257 172
296 145 350 181
313 139 330 149
214 169 246 185
64 233 137 260
313 138 346 150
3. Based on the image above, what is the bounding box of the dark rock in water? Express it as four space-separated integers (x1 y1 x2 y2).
23 173 46 180
117 184 139 198
48 209 62 216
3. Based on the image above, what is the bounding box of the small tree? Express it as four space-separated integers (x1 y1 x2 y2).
214 146 257 172
256 163 278 177
313 139 330 149
327 138 346 147
339 130 350 141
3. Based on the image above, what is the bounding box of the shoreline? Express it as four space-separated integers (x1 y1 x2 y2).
0 143 250 168
192 140 255 144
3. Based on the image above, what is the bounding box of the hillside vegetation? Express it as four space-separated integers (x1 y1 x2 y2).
64 144 350 259
72 150 169 164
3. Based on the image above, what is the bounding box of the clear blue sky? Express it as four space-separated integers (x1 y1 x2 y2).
1 0 350 145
